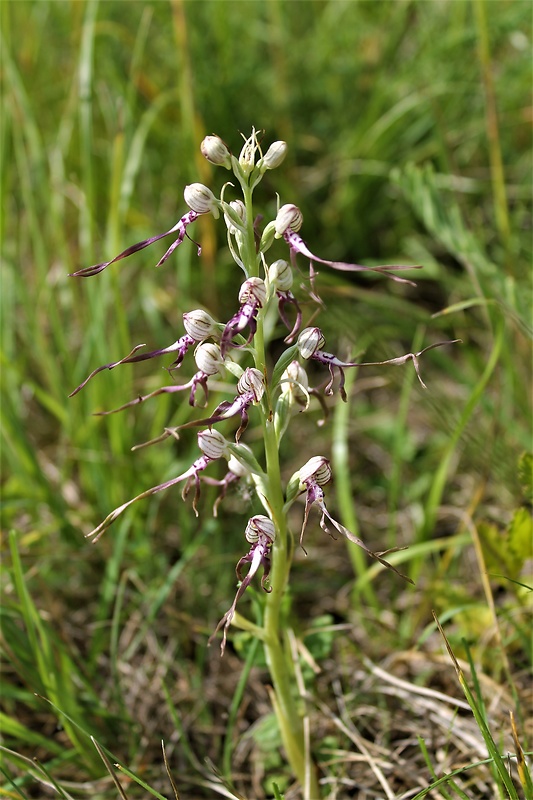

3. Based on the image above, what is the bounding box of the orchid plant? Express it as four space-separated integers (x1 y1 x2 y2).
71 128 457 796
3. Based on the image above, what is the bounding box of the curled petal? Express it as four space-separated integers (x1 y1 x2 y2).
277 291 302 343
69 211 200 278
201 471 241 517
220 304 259 357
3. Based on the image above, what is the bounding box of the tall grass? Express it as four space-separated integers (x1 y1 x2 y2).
1 1 531 797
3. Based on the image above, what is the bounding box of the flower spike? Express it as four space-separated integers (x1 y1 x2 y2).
209 515 275 655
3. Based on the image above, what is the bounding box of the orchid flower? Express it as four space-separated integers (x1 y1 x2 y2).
69 184 220 278
85 429 230 542
272 203 422 291
91 342 227 415
220 278 267 357
297 457 413 583
209 514 275 655
297 327 461 401
69 310 219 396
172 366 266 443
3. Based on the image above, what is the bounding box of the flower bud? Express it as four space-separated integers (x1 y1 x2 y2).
183 309 218 341
299 456 332 487
197 428 229 460
194 342 225 375
281 360 309 406
224 200 247 234
200 135 232 169
245 514 276 544
259 140 287 170
227 451 251 478
239 129 260 175
267 259 293 292
184 183 220 219
238 277 267 307
237 367 265 402
297 327 326 359
274 204 303 237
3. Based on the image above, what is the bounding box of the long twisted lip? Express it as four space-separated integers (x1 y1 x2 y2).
69 210 201 277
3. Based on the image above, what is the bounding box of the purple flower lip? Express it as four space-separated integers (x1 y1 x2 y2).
209 515 275 655
283 228 422 287
297 328 461 400
68 336 196 397
69 210 201 278
220 279 267 358
297 458 413 584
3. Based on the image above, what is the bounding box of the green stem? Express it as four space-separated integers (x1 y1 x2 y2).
241 182 319 796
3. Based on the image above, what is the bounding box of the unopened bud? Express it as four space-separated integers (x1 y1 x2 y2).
239 129 260 175
268 259 293 292
184 183 220 219
195 342 225 375
245 514 276 544
239 277 267 307
224 200 247 234
183 309 218 341
281 360 309 406
227 451 251 478
200 135 232 169
297 327 326 359
237 367 265 402
274 204 303 237
198 428 229 460
299 456 332 487
259 140 287 170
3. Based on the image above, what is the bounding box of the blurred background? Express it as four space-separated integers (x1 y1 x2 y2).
1 1 531 798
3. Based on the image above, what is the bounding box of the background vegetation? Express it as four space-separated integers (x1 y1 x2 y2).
1 1 531 798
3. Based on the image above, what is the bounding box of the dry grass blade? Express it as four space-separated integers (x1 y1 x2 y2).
90 736 129 800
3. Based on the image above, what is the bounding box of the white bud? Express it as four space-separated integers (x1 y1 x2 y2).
274 204 303 237
245 514 276 544
224 200 247 234
183 309 218 341
281 360 309 405
227 450 251 478
194 342 224 375
267 259 293 292
200 135 232 169
259 140 287 170
239 129 260 175
297 327 326 359
237 367 265 402
184 183 220 219
238 277 267 307
299 456 332 487
197 428 228 460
